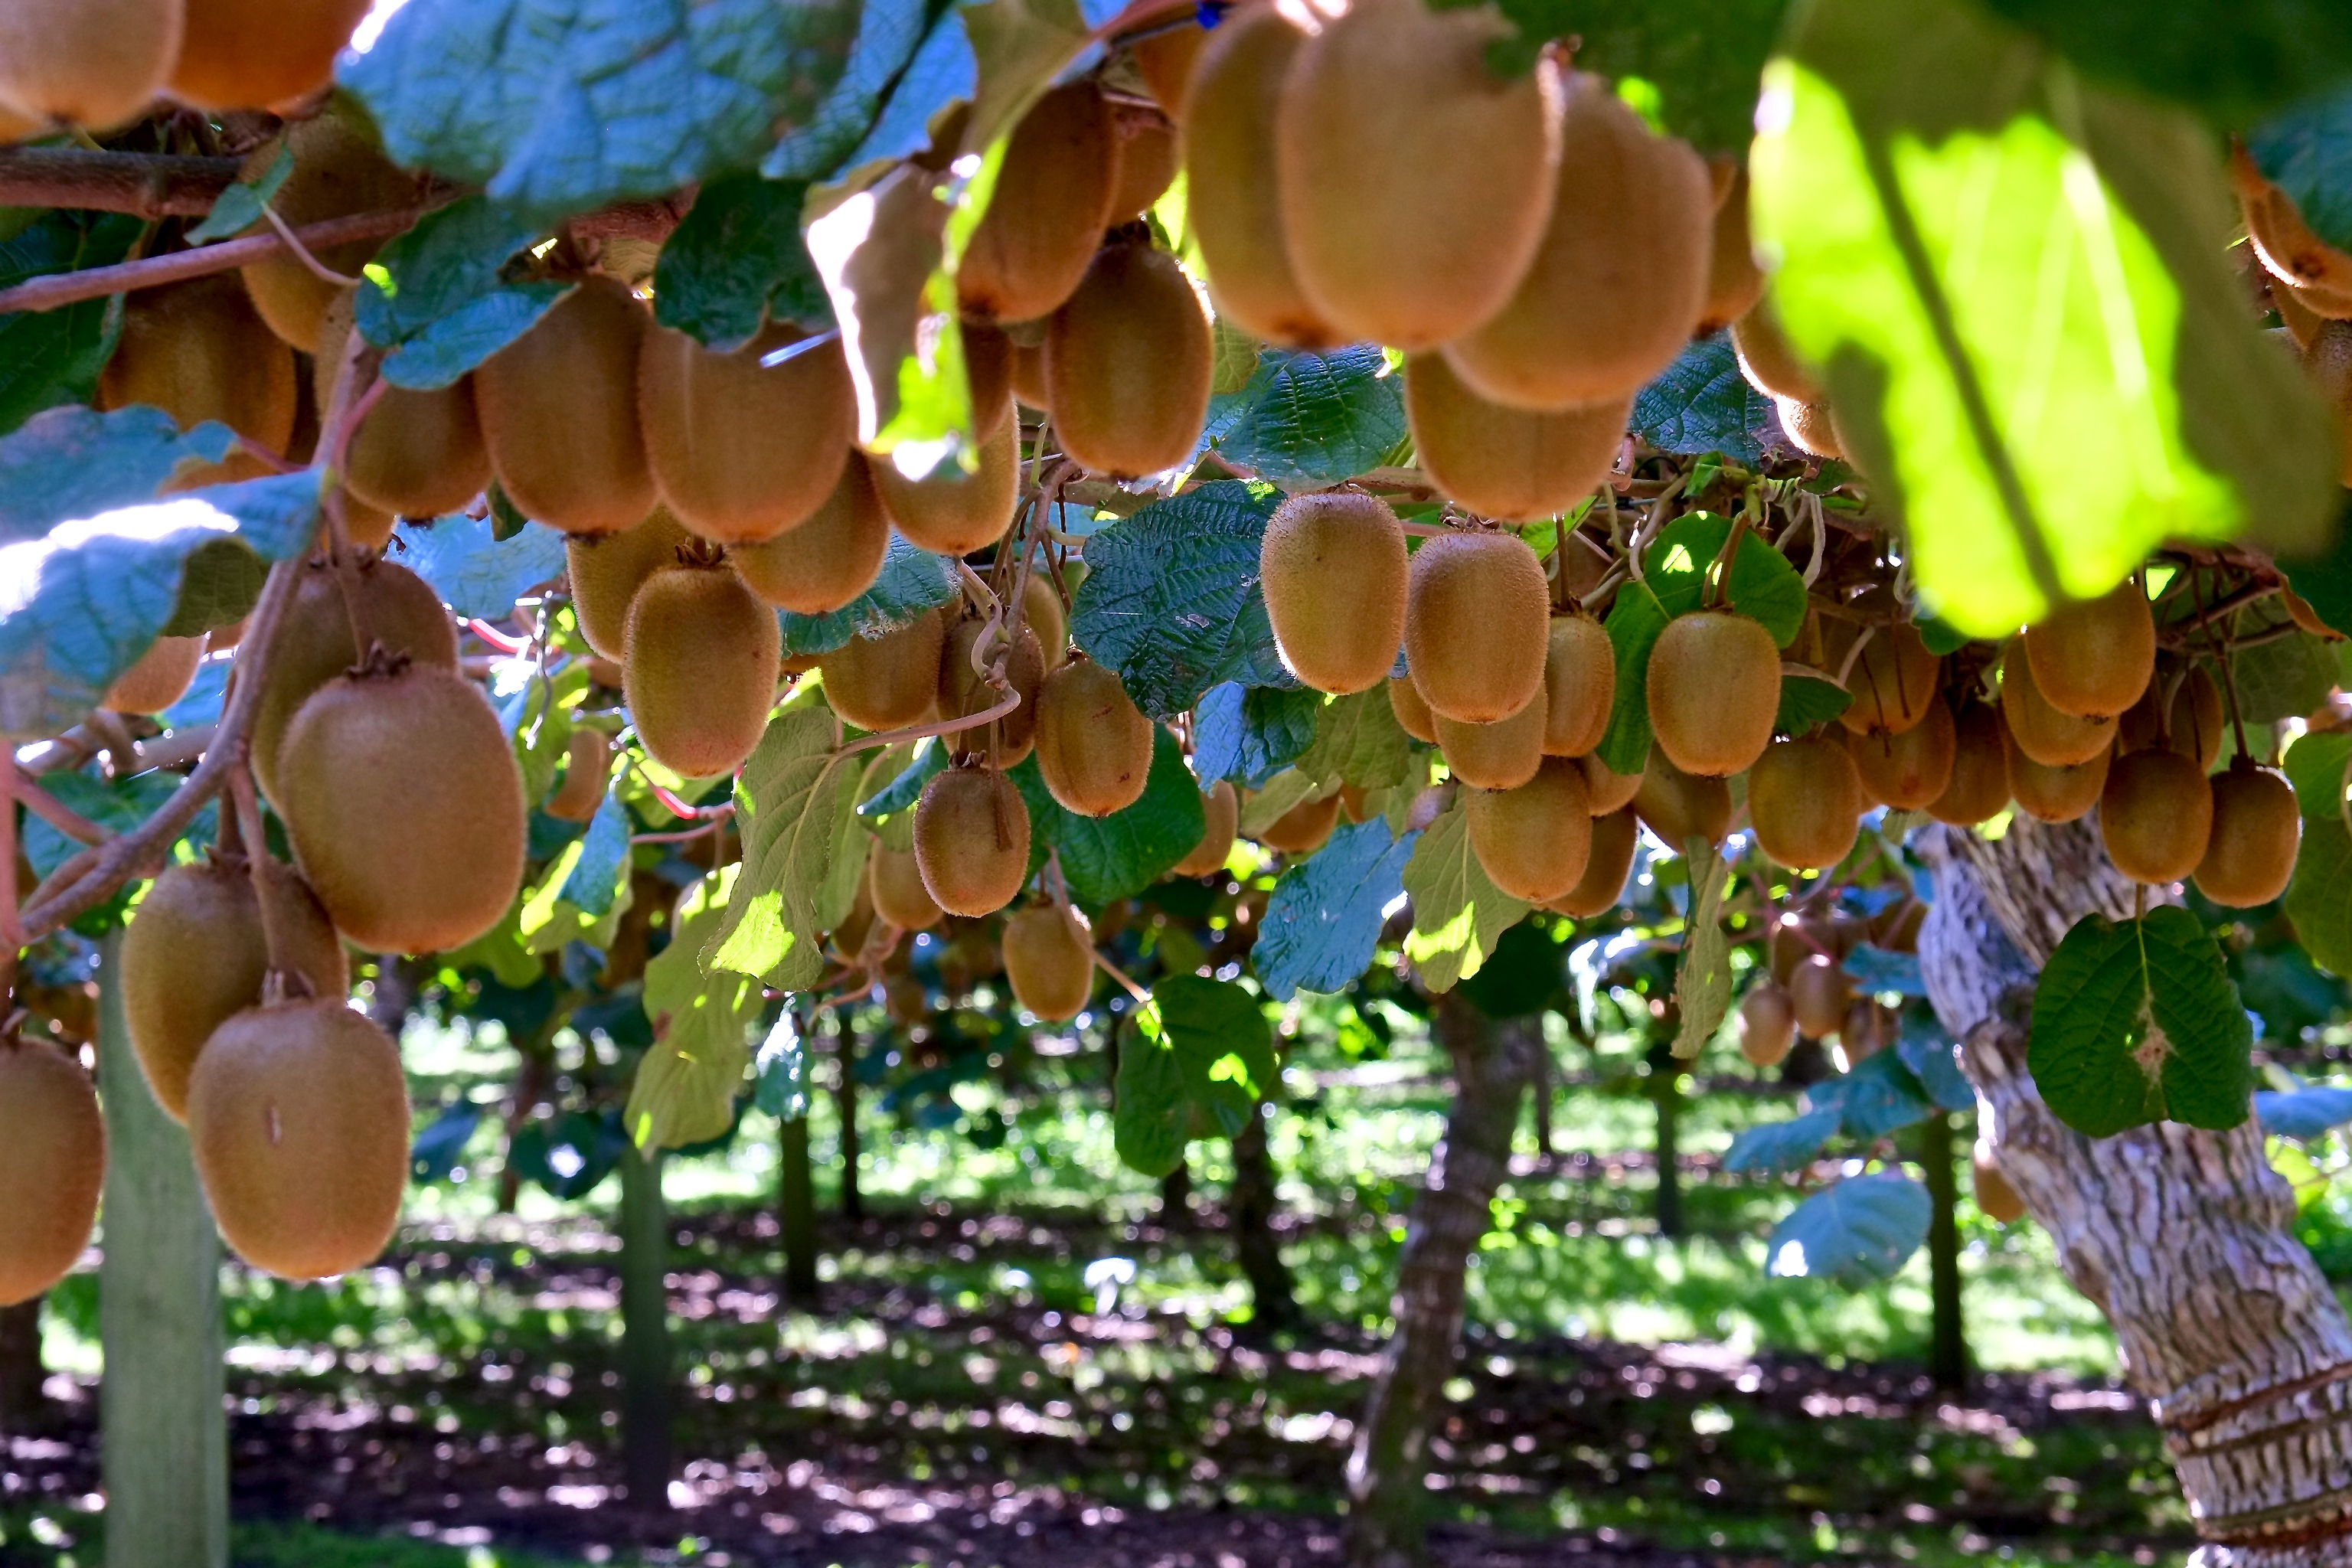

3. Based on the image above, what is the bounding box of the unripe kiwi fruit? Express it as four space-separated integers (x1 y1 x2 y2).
171 0 371 110
2022 581 2155 721
2000 642 2115 767
1826 596 1937 737
1847 697 1956 812
1645 609 1780 777
1261 492 1409 694
730 459 889 614
1444 72 1711 409
1748 736 1864 871
1002 905 1096 1021
1403 354 1628 523
0 0 179 127
1545 805 1637 918
2002 727 2110 825
625 564 780 778
959 81 1119 324
237 116 420 353
1736 982 1798 1069
913 766 1033 916
545 728 612 822
1974 1146 2027 1223
1274 0 1563 350
822 613 946 734
1465 756 1592 901
1632 742 1730 846
1697 159 1765 336
100 274 297 485
939 616 1047 766
1436 699 1545 790
639 321 855 545
1034 656 1155 816
1132 19 1208 116
1257 789 1341 854
187 998 409 1280
318 289 492 519
0 1041 105 1305
2119 666 2224 771
870 416 1020 557
1023 574 1069 667
1580 752 1644 815
105 634 204 714
868 844 943 933
1775 397 1843 460
2194 766 2301 908
1405 531 1550 723
1541 612 1614 757
1388 675 1438 743
476 276 655 535
1045 240 1213 479
1928 703 2010 826
2099 747 2213 885
1172 780 1240 877
1788 952 1851 1040
276 662 528 954
568 507 692 660
1109 108 1179 224
1730 298 1821 403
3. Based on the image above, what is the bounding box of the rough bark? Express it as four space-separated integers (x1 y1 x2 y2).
1229 1098 1298 1330
1345 998 1538 1568
835 1026 863 1223
0 1298 47 1435
1917 1109 1969 1393
779 1114 820 1302
617 1148 673 1514
1917 818 2352 1564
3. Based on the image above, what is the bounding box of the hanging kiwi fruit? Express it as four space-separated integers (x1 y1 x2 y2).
317 292 492 519
1023 573 1070 668
1044 236 1214 479
569 508 694 661
869 844 945 933
869 417 1021 557
1403 354 1632 523
730 459 890 615
625 560 782 779
1465 756 1592 902
1002 905 1096 1022
1387 675 1438 743
638 321 856 546
1436 701 1545 791
939 613 1047 766
2194 763 2301 908
237 113 421 354
958 80 1119 324
1736 983 1798 1069
1173 781 1241 877
0 1037 107 1306
912 766 1033 916
1107 106 1179 224
1546 806 1639 919
1405 531 1550 724
1926 703 2011 826
2119 665 2224 771
2021 581 2155 721
0 0 181 129
1632 741 1732 847
1034 656 1155 817
2002 728 2111 825
1646 609 1781 777
105 634 205 715
1540 612 1615 759
820 612 947 734
1847 697 1956 811
1825 593 1938 737
545 729 612 822
1747 735 1864 871
1260 492 1410 695
476 275 656 535
2099 747 2213 885
171 0 371 109
1581 752 1645 815
100 273 298 485
1697 160 1765 336
1257 789 1342 855
2000 642 2117 768
1788 952 1851 1040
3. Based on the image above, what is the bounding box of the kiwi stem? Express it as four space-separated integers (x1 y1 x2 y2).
258 203 365 287
1832 624 1878 691
10 767 110 848
1704 515 1753 609
317 340 387 655
834 685 1023 760
0 769 21 983
1093 946 1155 1009
2190 567 2255 763
227 769 304 986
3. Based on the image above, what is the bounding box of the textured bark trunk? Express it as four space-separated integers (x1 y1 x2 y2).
617 1147 672 1514
1344 998 1537 1568
779 1113 819 1302
1228 1098 1298 1330
835 1026 862 1223
1158 1158 1193 1229
1648 1039 1683 1240
1918 818 2352 1564
1917 1109 1968 1393
1529 1025 1555 1159
0 1298 47 1435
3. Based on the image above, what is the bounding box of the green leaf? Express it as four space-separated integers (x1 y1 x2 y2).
2279 498 2352 636
778 530 959 655
859 736 949 818
1671 841 1733 1058
822 5 975 191
0 210 142 436
2228 604 2340 724
1116 974 1278 1175
397 514 570 621
1402 795 1530 992
19 766 189 878
1752 0 2340 638
1008 729 1206 906
1114 1009 1193 1178
184 142 293 244
651 172 830 350
1294 687 1415 792
1991 3 2352 136
1481 0 1787 155
2283 727 2352 820
1632 334 1776 464
1193 682 1321 789
1455 918 1563 1018
633 868 761 1150
1237 768 1324 837
0 405 233 537
764 0 939 182
1775 669 1852 733
557 786 635 917
1915 614 1975 655
1723 1105 1841 1174
518 832 633 956
1818 1050 1936 1138
1766 1171 1932 1284
353 197 570 391
1207 345 1408 490
2286 815 2352 976
158 537 270 638
707 691 857 991
1254 818 1417 1001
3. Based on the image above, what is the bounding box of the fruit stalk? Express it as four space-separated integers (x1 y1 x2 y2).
11 765 112 848
224 769 305 987
0 147 241 217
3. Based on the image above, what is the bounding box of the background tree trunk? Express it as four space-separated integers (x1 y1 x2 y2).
835 1026 862 1223
1228 1097 1298 1330
1158 1158 1193 1229
1647 1038 1683 1240
1528 1024 1555 1160
1917 1109 1968 1393
617 1146 672 1514
1344 998 1537 1568
779 1113 819 1302
1919 819 2352 1565
0 1298 47 1435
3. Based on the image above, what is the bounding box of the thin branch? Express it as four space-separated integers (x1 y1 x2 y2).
0 207 423 316
0 147 240 217
11 767 111 847
1093 948 1154 1008
832 686 1022 760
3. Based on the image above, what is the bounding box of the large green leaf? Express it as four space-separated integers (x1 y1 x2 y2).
0 210 141 436
1205 346 1407 490
1632 334 1778 464
1988 2 2352 136
2286 816 2352 977
763 0 938 183
352 197 570 391
1253 818 1417 1001
2283 727 2352 820
1008 729 1207 906
652 172 831 350
1193 682 1321 789
1402 794 1529 992
706 691 859 991
1293 688 1416 792
1671 841 1732 1059
397 514 570 619
632 868 761 1150
1766 1171 1932 1285
1479 0 1789 155
1113 975 1279 1177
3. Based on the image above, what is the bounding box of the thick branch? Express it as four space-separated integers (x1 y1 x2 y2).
0 148 240 217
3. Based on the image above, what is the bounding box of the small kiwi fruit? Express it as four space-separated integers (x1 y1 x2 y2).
939 615 1047 766
1010 340 1051 413
1775 397 1843 461
1696 159 1764 336
1261 492 1410 695
105 634 204 714
237 114 420 352
1545 805 1638 918
868 844 944 933
1632 741 1730 846
1730 298 1821 403
1736 982 1797 1069
625 564 780 777
276 662 528 954
1023 573 1069 668
1540 612 1614 757
1257 789 1342 854
820 612 946 733
1645 609 1780 777
1403 354 1629 523
1580 752 1644 815
1133 18 1208 117
913 766 1032 916
870 416 1020 557
1747 735 1864 871
730 459 890 614
2000 643 2116 767
476 276 656 535
1465 756 1592 901
319 283 492 518
1109 107 1179 224
1002 905 1096 1021
959 81 1119 324
2119 666 2224 770
100 273 297 484
1926 703 2010 826
1172 780 1240 877
186 998 409 1280
1405 531 1550 724
1974 1146 2027 1223
1045 239 1214 479
569 507 692 660
170 0 371 109
0 1040 106 1306
2099 747 2213 885
2022 581 2155 721
2193 764 2301 908
1034 656 1155 816
0 0 180 127
639 321 856 545
1824 594 1937 736
1388 675 1438 743
1437 698 1545 790
1788 952 1850 1040
1847 697 1956 811
545 728 612 822
2002 728 2110 825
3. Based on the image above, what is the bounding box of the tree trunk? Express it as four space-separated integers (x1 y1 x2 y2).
1529 1024 1555 1159
1917 1109 1968 1393
1345 998 1537 1568
835 1025 862 1223
1229 1098 1298 1330
1158 1158 1193 1229
617 1146 672 1514
1918 819 2352 1564
1648 1039 1682 1240
779 1113 819 1303
0 1298 47 1435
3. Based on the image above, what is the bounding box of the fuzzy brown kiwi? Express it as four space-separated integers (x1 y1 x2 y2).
639 321 856 546
1260 492 1409 694
318 286 493 518
960 322 1017 439
171 0 371 109
276 662 528 954
1010 340 1051 413
939 616 1047 766
1405 531 1550 723
1132 18 1208 116
1729 297 1821 403
1632 741 1731 846
105 634 204 714
1775 396 1843 460
869 844 943 933
1109 106 1180 224
1747 735 1864 871
1045 239 1214 479
1388 675 1438 743
1787 953 1850 1040
544 728 612 822
1403 354 1629 523
1436 699 1545 790
1444 72 1711 409
1999 642 2115 767
1024 573 1069 668
2233 143 2352 302
730 459 889 615
122 858 348 1122
1736 982 1798 1069
1696 159 1765 336
1579 752 1644 815
1847 697 1955 811
1645 609 1780 777
1034 656 1155 817
100 274 297 485
820 612 946 733
959 82 1119 324
186 998 408 1280
2099 747 2213 885
1545 805 1637 918
1825 593 1937 737
1973 1145 2027 1223
871 418 1021 557
0 0 179 127
568 507 692 660
0 1040 105 1305
1927 703 2010 825
235 115 420 352
1540 612 1614 757
2001 727 2110 825
1172 781 1240 877
626 564 781 779
1257 789 1341 855
912 766 1032 916
476 276 655 535
1274 0 1563 349
2194 764 2301 908
1465 756 1592 901
2021 581 2155 721
1002 905 1096 1021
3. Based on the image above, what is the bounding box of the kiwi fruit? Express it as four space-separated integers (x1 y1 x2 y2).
171 0 371 109
730 459 890 614
1035 656 1155 816
1748 736 1864 871
820 612 946 734
1927 703 2010 826
868 844 944 933
1260 492 1410 695
122 858 348 1122
1465 756 1592 901
2307 322 2352 487
1109 108 1179 224
2022 582 2155 721
2194 765 2301 908
276 662 528 954
1697 159 1765 336
1045 239 1214 479
870 416 1020 557
1788 952 1850 1040
569 507 692 660
341 495 398 552
625 564 782 778
1545 805 1637 918
1132 19 1208 116
1274 0 1562 350
186 998 409 1280
316 283 492 518
2233 143 2352 302
1010 340 1051 413
1826 594 1937 736
1182 5 1338 348
1173 780 1241 877
939 615 1047 766
1580 752 1644 815
237 115 420 353
0 0 179 127
1540 612 1614 757
1388 675 1438 743
1002 905 1096 1021
1023 573 1069 667
2002 727 2110 825
912 766 1033 916
1257 789 1342 854
476 276 656 535
1847 697 1955 811
105 634 204 714
1645 609 1780 777
1403 354 1629 522
959 81 1119 324
1736 982 1797 1069
1973 1146 2027 1224
1841 1001 1890 1065
1632 741 1730 846
545 728 612 822
639 321 855 546
100 274 297 485
1444 72 1711 409
2000 642 2116 767
0 1040 106 1306
1437 699 1545 790
1730 298 1821 403
2099 747 2213 885
1405 531 1550 723
1775 397 1843 461
962 322 1018 439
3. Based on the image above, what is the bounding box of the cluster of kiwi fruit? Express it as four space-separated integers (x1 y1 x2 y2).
0 0 368 134
1732 895 1924 1071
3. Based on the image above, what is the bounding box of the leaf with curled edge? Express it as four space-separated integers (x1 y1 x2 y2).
632 867 762 1150
1403 795 1529 994
1671 839 1733 1059
706 689 853 992
1254 818 1417 1001
1767 1171 1932 1285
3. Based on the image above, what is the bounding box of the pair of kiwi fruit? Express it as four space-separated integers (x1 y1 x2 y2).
0 0 365 129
